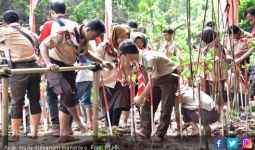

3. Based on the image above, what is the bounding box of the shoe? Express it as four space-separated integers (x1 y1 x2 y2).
153 136 164 143
9 135 19 142
45 124 59 136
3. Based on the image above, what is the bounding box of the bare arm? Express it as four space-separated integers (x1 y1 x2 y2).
236 47 255 63
39 43 51 65
82 47 113 70
234 49 248 57
39 34 63 70
82 50 103 64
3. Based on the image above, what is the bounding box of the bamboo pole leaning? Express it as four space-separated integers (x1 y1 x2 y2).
2 77 9 149
92 71 100 141
0 65 98 148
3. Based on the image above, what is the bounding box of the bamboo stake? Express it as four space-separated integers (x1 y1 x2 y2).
149 74 154 136
42 89 48 132
92 71 99 140
0 64 8 68
129 71 137 137
197 82 203 149
197 83 202 137
226 80 231 121
100 75 112 135
22 105 26 135
177 69 183 139
130 70 137 134
132 75 137 135
240 83 244 108
0 65 97 148
239 66 244 109
2 77 8 148
130 75 134 136
0 87 2 125
244 65 249 132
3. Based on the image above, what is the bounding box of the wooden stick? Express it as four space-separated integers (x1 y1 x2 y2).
0 65 97 148
132 74 137 135
2 77 8 148
130 76 134 136
100 75 112 135
149 74 154 136
0 89 2 125
244 65 249 132
22 105 26 135
92 71 99 140
0 65 95 75
129 71 135 136
226 80 231 121
177 69 183 139
197 83 202 137
42 88 48 132
0 64 8 68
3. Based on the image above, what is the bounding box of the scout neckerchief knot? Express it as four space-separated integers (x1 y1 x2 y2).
74 25 88 55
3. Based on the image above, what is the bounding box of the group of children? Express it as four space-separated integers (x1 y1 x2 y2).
1 1 255 143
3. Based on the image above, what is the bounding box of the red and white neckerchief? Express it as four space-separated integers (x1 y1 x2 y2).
117 55 127 86
137 51 145 97
137 67 145 97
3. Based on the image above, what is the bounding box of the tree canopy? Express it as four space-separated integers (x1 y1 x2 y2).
0 0 254 50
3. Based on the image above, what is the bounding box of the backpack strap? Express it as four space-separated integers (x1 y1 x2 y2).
11 27 35 48
54 18 65 27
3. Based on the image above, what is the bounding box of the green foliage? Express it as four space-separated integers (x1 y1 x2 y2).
67 0 104 23
1 0 254 53
34 0 51 28
171 46 215 82
0 0 30 24
238 0 255 32
248 38 255 47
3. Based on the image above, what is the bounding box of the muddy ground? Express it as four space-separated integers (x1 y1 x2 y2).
1 103 255 150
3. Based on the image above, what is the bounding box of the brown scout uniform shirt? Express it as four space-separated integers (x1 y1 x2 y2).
42 25 89 65
0 23 36 62
159 41 181 58
139 51 177 79
225 30 252 58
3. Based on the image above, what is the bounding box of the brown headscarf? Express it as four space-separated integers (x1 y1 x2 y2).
132 32 146 48
111 24 130 49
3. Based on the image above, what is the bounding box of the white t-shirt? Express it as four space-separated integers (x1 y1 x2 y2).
75 41 96 82
181 87 214 111
76 68 93 82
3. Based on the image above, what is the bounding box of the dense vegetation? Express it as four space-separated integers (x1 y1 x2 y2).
0 0 254 50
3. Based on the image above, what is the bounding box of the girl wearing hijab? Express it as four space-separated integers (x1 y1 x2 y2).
97 24 131 127
132 32 147 51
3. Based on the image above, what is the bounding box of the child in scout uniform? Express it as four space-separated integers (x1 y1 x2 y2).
119 40 178 142
40 19 113 142
0 10 41 142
